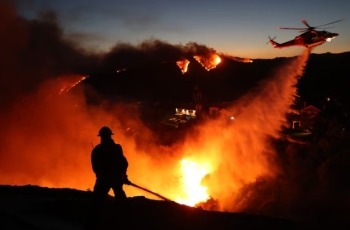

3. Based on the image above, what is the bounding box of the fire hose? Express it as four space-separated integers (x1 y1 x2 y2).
126 182 174 202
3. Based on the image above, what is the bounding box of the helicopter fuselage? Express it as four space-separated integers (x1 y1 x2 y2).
269 19 342 49
270 30 339 49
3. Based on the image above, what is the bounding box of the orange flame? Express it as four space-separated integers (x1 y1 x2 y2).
175 159 211 206
176 59 190 74
194 53 221 71
58 74 88 95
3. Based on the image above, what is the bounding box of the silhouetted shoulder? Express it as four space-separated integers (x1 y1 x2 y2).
91 144 102 154
114 143 123 153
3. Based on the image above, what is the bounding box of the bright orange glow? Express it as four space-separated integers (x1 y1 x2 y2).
1 1 318 215
194 53 221 71
176 59 190 74
215 56 221 65
221 54 253 63
0 48 311 214
175 159 211 206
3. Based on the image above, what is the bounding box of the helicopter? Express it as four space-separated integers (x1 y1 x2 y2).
269 19 343 49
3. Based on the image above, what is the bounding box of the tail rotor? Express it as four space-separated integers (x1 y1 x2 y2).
266 36 276 44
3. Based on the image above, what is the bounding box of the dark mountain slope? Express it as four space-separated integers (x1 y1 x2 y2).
0 184 304 230
80 52 350 110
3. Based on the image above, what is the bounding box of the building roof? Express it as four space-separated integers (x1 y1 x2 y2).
301 105 321 112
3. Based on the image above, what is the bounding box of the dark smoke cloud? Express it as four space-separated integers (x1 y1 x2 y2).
0 0 219 200
1 1 220 99
0 1 100 107
101 39 218 72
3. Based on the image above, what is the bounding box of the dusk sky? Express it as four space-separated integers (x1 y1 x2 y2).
14 0 350 59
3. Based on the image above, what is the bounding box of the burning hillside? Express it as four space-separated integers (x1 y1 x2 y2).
102 40 225 74
1 0 302 202
0 2 247 204
1 1 350 228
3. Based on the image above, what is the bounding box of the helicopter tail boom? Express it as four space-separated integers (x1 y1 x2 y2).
269 40 280 48
268 36 281 48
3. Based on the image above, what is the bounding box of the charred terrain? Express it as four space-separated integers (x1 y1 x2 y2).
1 1 350 229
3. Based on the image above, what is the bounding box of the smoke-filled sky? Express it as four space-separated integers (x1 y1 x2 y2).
13 0 350 58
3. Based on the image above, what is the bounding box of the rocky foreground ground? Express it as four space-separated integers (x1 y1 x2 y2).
0 184 305 230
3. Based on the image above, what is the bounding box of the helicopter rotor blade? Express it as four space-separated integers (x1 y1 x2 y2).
277 27 306 30
313 19 344 29
301 19 312 28
277 19 344 32
317 27 337 30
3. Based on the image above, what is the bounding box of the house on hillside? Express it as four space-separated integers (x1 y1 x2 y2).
175 105 197 121
300 105 321 131
289 105 321 131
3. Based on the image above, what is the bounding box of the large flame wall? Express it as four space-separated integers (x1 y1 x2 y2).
177 49 311 211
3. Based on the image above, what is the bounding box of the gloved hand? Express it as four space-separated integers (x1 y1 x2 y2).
123 174 132 185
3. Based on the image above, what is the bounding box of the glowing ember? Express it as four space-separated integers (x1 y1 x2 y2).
58 74 88 95
176 59 190 74
194 53 221 71
242 58 253 63
176 159 211 206
117 68 127 73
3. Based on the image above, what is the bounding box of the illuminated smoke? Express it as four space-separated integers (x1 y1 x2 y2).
120 49 312 208
222 54 253 63
0 2 226 195
173 48 311 211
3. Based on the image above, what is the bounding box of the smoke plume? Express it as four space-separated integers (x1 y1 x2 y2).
0 1 224 197
0 1 99 107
